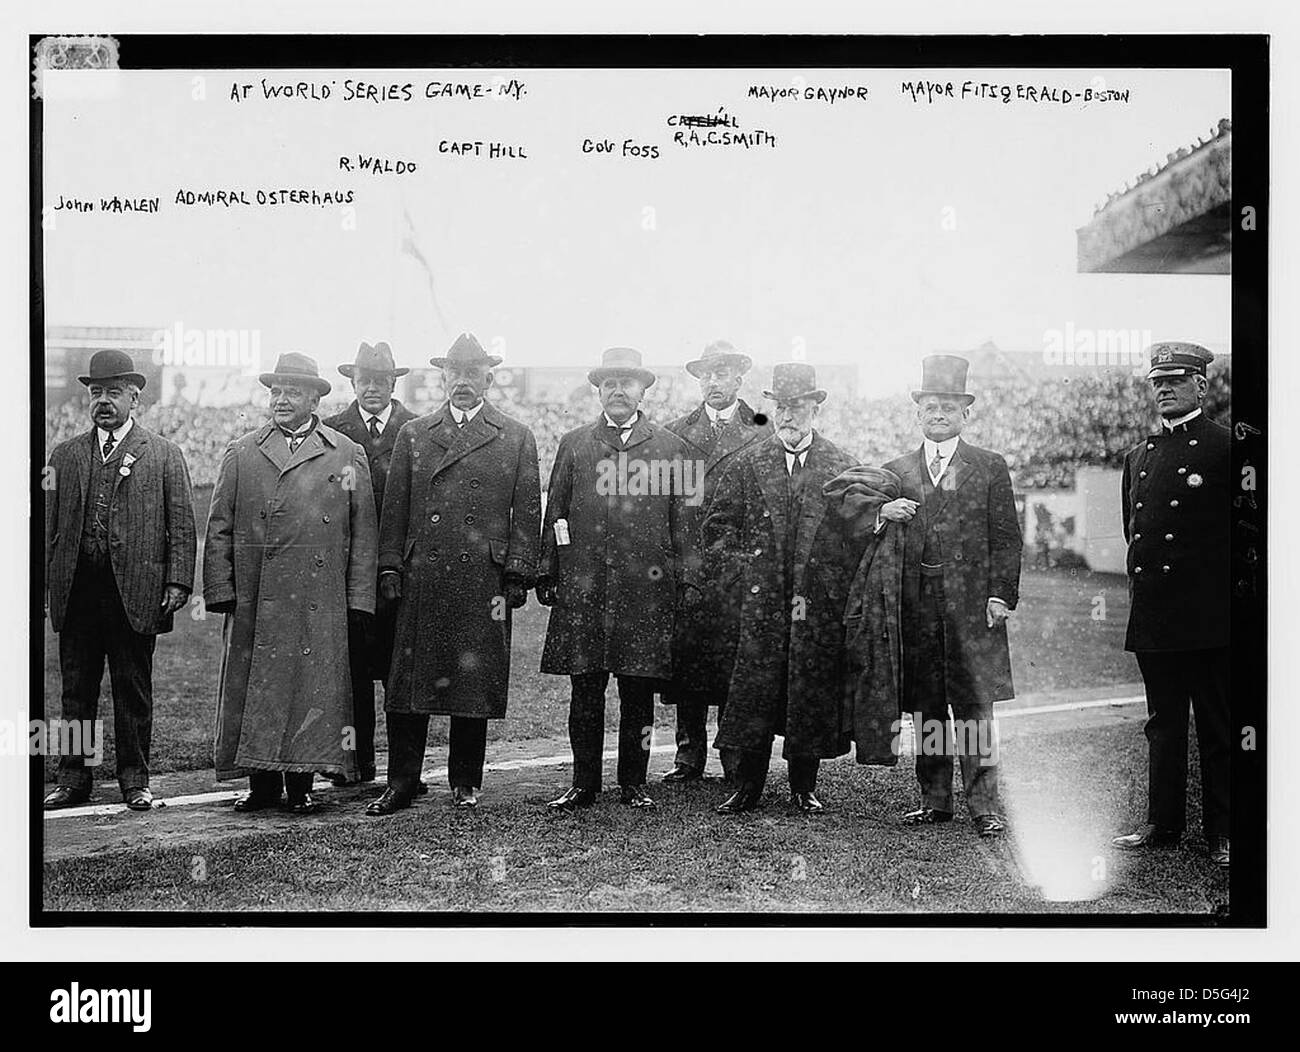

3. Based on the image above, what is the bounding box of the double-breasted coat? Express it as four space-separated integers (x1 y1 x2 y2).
323 399 418 680
378 401 541 718
663 400 772 704
883 439 1022 709
204 421 377 780
705 432 857 759
46 423 197 635
539 414 690 679
1121 411 1230 653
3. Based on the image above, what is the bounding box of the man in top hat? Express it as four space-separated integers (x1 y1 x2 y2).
44 350 197 810
1112 342 1230 868
204 352 378 814
368 333 540 814
881 354 1022 837
662 340 771 785
706 362 856 814
321 341 418 786
537 347 690 811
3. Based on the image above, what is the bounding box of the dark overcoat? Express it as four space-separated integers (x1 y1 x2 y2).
662 399 772 704
46 423 197 635
706 432 856 759
204 421 377 780
883 439 1022 709
539 414 689 679
378 401 541 718
1121 412 1230 652
324 398 418 680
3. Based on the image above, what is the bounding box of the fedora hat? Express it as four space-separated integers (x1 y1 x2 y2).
258 352 331 396
911 354 974 405
762 362 826 404
1146 341 1214 380
78 349 147 390
684 340 753 378
339 340 409 379
588 346 656 388
430 332 502 369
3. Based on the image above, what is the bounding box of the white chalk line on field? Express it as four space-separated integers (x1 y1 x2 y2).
42 694 1146 821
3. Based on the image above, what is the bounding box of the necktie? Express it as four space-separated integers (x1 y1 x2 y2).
283 428 304 454
368 417 381 440
787 449 804 477
456 415 467 430
101 432 116 461
929 449 944 481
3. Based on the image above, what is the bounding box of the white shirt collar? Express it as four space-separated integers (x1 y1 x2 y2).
96 416 133 454
1163 407 1202 430
923 435 960 463
603 411 638 430
782 431 814 455
449 400 484 424
704 400 738 424
361 401 394 428
283 415 316 437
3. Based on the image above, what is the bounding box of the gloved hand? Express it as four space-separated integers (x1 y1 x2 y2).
379 571 402 603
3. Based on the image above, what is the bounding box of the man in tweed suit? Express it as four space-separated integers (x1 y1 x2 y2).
44 350 196 810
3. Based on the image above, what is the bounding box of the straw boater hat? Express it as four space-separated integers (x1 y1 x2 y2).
1145 341 1214 380
684 340 753 378
339 341 410 378
78 349 147 390
763 362 827 404
430 332 502 369
911 354 975 406
258 352 331 396
588 347 657 388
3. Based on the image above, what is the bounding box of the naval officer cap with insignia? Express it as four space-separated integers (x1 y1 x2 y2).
1146 340 1213 424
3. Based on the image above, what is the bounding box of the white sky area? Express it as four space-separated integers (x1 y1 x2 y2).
42 66 1230 396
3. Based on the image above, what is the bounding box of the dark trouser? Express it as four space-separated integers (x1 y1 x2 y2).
735 743 819 795
346 616 378 780
569 672 656 791
57 560 157 793
673 695 738 780
385 713 489 795
910 572 1002 819
1137 647 1230 837
249 770 314 800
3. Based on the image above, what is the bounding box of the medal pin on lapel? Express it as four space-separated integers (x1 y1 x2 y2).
1187 473 1203 488
119 452 137 477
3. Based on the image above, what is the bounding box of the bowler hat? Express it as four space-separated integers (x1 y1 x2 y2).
430 332 502 369
763 362 826 404
258 352 331 396
911 354 974 405
1146 341 1214 380
685 340 753 378
78 349 147 390
588 347 657 388
339 341 409 379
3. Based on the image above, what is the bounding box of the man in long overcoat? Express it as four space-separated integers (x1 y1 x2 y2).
367 333 541 814
44 350 196 811
662 340 771 785
321 340 418 785
881 355 1022 837
204 352 377 814
536 347 689 811
706 363 856 814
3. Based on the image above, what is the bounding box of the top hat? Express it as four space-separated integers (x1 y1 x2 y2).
77 349 147 390
911 354 974 405
339 341 410 379
685 340 753 378
258 352 332 396
430 332 502 369
1146 341 1214 380
763 362 827 404
588 347 657 388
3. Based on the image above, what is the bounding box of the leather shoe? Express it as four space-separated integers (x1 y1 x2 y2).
661 764 703 785
43 786 90 810
1209 836 1230 868
415 780 429 796
716 784 762 814
620 785 655 808
547 786 597 811
233 791 281 813
1111 824 1181 850
452 785 479 808
123 787 153 811
975 814 1007 837
366 787 414 816
286 793 319 815
902 807 953 826
790 790 825 814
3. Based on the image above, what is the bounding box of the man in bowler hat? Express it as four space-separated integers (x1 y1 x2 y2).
882 355 1022 837
321 341 418 786
1112 342 1231 868
44 350 196 810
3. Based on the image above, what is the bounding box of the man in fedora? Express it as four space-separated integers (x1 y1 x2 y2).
537 347 689 811
204 352 378 814
662 340 771 786
321 341 418 787
707 362 855 814
368 333 540 814
882 354 1022 837
44 350 197 810
1112 342 1230 868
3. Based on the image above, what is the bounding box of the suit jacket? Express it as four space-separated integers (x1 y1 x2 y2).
323 399 417 518
46 423 196 635
883 438 1022 707
1121 412 1229 652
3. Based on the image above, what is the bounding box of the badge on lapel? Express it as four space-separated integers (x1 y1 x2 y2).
1187 473 1203 488
119 452 137 478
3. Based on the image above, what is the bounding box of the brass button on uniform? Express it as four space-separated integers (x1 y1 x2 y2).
1139 471 1147 479
751 584 761 594
1136 502 1144 509
1162 565 1171 573
1169 500 1179 508
465 514 475 524
459 552 470 562
1165 533 1174 541
1146 442 1155 450
322 514 330 523
1189 439 1199 446
1134 533 1142 540
1134 566 1143 574
431 514 440 523
1177 467 1187 475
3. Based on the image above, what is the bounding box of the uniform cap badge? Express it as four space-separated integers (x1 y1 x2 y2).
1187 473 1203 488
